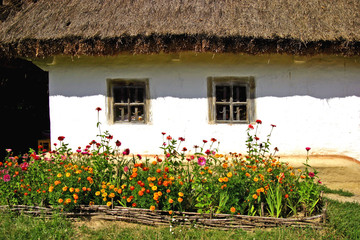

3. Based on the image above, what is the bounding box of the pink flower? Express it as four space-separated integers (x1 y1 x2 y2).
96 107 102 111
5 149 12 153
308 172 315 178
3 174 11 182
123 166 129 172
248 124 254 129
137 154 142 160
318 180 322 184
256 119 262 124
306 147 311 151
197 157 206 166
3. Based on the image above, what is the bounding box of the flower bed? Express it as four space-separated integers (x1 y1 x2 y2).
0 109 324 229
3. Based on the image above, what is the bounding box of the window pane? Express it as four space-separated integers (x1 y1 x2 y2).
233 105 247 121
114 106 129 122
130 105 145 122
113 86 128 103
216 104 230 121
233 86 247 102
216 86 230 102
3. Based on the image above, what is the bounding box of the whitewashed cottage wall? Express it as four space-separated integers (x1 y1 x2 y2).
43 53 360 160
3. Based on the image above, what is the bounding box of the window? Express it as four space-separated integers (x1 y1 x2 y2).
107 79 149 123
208 77 255 124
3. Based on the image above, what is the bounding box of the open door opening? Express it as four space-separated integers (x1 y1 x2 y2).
0 58 50 160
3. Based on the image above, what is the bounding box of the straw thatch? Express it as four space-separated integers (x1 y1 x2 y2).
0 0 360 58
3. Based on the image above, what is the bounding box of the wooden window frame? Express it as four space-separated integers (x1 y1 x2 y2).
107 78 150 124
208 76 255 124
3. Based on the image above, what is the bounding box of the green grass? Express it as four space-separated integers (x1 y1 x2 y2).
1 198 359 240
319 185 355 197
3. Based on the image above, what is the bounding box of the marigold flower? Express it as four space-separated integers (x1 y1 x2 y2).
150 206 155 211
57 173 62 178
73 194 79 200
178 197 183 203
252 194 258 200
169 210 173 215
65 172 71 177
230 207 236 213
65 198 71 204
109 193 115 198
62 186 68 192
152 186 157 191
253 177 259 182
227 172 233 178
58 198 64 204
95 191 101 196
107 202 112 207
178 192 184 197
300 175 306 179
169 199 174 204
223 177 228 182
69 187 74 193
285 194 289 199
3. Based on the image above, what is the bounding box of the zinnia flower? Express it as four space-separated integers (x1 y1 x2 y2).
230 207 236 213
123 166 129 172
308 172 315 178
58 136 65 141
123 148 130 155
248 124 254 129
197 157 206 166
306 147 311 151
115 140 121 147
96 107 102 111
3 174 11 182
256 119 262 124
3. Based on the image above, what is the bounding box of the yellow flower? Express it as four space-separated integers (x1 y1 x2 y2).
102 185 107 189
106 202 112 207
252 194 258 200
178 192 184 197
69 187 74 193
150 206 155 211
103 197 107 202
95 191 101 196
75 188 80 193
109 185 115 190
58 198 63 204
152 186 157 191
62 186 68 192
109 193 115 198
178 197 183 203
227 172 233 178
65 172 71 177
101 189 106 193
218 178 223 183
102 192 108 197
253 177 259 182
48 186 54 192
57 173 62 178
169 199 174 204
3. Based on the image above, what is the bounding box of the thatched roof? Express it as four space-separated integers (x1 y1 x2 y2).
1 0 360 58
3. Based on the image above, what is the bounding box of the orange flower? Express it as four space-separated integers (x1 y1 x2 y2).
54 180 61 186
166 189 171 193
253 177 259 182
65 198 71 204
69 187 74 193
178 192 184 197
73 194 79 200
178 197 183 203
117 189 122 194
230 207 236 213
138 191 144 196
109 193 115 198
169 210 173 215
156 169 161 173
223 177 228 182
227 172 233 178
169 199 174 204
252 194 258 200
245 173 251 177
107 202 112 207
150 206 156 211
58 198 64 204
62 186 68 192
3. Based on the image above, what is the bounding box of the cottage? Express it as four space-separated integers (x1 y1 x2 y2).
1 0 360 160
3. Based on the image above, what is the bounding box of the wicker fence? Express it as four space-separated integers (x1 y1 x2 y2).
0 204 326 230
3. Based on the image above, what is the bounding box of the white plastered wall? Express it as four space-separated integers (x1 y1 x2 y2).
42 53 360 160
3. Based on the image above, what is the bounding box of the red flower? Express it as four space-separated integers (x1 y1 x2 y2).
178 137 185 142
203 140 208 143
96 107 102 111
205 149 211 155
130 186 135 191
256 119 262 124
274 147 279 152
285 194 289 199
211 138 217 142
166 135 172 140
182 147 187 152
255 137 259 141
115 140 121 147
248 124 254 129
58 136 65 141
308 172 315 178
271 124 276 128
161 132 166 135
306 147 311 151
106 135 113 140
123 148 130 155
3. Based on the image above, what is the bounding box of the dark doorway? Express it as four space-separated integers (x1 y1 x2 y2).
0 58 50 160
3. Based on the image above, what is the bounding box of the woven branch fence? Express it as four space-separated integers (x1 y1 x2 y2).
0 204 327 230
